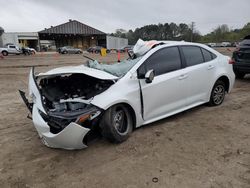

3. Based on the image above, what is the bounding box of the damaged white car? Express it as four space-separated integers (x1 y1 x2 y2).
19 39 235 150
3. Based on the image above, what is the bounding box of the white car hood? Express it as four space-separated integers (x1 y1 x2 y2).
37 65 118 80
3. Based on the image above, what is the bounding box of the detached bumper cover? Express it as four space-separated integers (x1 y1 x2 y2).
33 104 90 150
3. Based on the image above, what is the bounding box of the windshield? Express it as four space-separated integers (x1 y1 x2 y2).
87 57 142 77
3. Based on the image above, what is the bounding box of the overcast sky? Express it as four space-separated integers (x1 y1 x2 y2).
0 0 249 35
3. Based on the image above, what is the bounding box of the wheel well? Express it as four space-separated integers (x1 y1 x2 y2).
118 103 137 130
217 76 230 92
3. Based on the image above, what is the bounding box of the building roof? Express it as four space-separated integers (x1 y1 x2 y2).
39 20 106 35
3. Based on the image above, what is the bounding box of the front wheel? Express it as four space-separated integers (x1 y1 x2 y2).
208 80 226 106
100 104 133 143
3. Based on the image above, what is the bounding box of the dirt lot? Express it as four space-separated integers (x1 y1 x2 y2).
1 49 250 188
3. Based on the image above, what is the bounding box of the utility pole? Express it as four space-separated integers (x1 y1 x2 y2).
190 22 195 42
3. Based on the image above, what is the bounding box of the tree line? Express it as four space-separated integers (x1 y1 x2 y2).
111 22 250 44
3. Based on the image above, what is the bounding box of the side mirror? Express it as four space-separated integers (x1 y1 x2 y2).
145 69 155 83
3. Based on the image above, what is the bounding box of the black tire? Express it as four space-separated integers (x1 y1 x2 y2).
100 104 133 143
235 72 245 79
2 51 8 56
208 80 226 106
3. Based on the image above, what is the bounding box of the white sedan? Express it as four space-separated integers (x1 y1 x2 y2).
19 40 235 149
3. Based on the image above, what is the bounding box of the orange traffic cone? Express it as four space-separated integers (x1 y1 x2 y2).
118 51 121 62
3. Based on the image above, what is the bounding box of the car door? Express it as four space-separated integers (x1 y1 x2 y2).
8 45 18 54
138 46 188 122
180 46 217 106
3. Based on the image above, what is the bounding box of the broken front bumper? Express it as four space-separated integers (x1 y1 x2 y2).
19 68 100 150
32 104 90 150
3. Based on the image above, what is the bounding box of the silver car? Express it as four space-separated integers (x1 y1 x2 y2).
58 46 82 54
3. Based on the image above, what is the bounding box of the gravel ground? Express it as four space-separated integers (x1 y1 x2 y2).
1 49 250 188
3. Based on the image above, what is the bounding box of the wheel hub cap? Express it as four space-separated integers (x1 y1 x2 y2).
213 85 225 104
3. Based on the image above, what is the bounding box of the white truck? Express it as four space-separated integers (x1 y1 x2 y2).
0 44 22 56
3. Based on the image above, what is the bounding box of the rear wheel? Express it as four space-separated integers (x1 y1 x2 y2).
208 80 226 106
100 104 133 143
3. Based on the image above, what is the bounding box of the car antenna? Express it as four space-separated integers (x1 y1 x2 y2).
83 55 95 61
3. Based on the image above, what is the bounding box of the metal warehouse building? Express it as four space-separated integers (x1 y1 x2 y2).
38 19 106 50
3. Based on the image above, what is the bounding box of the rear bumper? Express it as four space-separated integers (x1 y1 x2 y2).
233 62 250 73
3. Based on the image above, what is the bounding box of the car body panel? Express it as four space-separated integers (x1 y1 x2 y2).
29 68 46 113
139 69 187 121
37 65 118 80
185 59 218 106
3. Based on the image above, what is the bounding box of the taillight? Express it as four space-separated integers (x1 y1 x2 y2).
229 59 235 64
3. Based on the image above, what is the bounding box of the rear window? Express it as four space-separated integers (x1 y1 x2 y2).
181 46 204 67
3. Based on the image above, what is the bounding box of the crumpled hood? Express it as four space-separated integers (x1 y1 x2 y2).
37 65 118 80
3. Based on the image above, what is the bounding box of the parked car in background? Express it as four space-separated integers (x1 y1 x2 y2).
0 44 22 56
19 40 235 150
87 46 102 53
58 46 82 54
232 35 250 78
221 42 231 47
22 47 33 55
87 46 110 53
116 45 134 53
26 47 36 54
207 43 216 47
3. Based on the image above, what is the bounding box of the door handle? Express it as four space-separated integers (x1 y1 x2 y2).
178 74 188 80
208 65 215 70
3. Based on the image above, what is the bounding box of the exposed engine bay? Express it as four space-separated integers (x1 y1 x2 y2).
35 73 114 134
39 73 114 113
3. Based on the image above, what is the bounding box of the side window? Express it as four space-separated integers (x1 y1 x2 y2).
211 53 217 59
201 48 212 62
201 48 217 62
143 47 182 76
9 46 16 49
182 46 204 67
